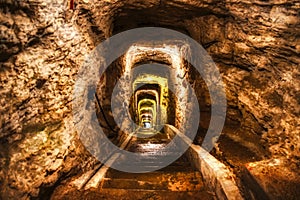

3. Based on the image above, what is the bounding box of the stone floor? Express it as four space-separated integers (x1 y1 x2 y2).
51 129 214 200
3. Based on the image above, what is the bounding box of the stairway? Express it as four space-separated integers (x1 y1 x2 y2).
51 129 215 200
98 129 214 200
99 157 213 199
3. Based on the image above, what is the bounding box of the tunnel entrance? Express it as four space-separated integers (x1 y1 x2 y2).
95 41 198 144
87 25 267 199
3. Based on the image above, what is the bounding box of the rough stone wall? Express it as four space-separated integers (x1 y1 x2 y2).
0 1 98 198
0 0 299 198
96 57 124 141
182 1 299 161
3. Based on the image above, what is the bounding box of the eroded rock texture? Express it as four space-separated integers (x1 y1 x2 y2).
0 0 299 199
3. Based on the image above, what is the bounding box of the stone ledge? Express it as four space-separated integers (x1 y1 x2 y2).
165 124 243 200
188 144 243 200
241 158 300 200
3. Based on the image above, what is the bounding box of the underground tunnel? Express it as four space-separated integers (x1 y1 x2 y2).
0 0 299 199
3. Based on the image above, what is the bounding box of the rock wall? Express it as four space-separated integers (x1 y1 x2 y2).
0 1 97 198
0 0 299 198
184 1 299 161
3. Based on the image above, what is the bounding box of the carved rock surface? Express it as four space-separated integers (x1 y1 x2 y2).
0 0 299 199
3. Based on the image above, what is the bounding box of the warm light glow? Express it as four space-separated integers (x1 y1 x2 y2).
139 142 166 152
143 122 151 128
133 74 169 126
122 42 192 131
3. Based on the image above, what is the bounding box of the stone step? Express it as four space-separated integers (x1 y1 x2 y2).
113 164 194 172
102 179 170 190
103 166 204 191
97 188 214 200
116 159 189 166
106 170 201 181
112 162 193 172
157 165 194 172
102 175 204 191
114 157 190 168
112 154 195 172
